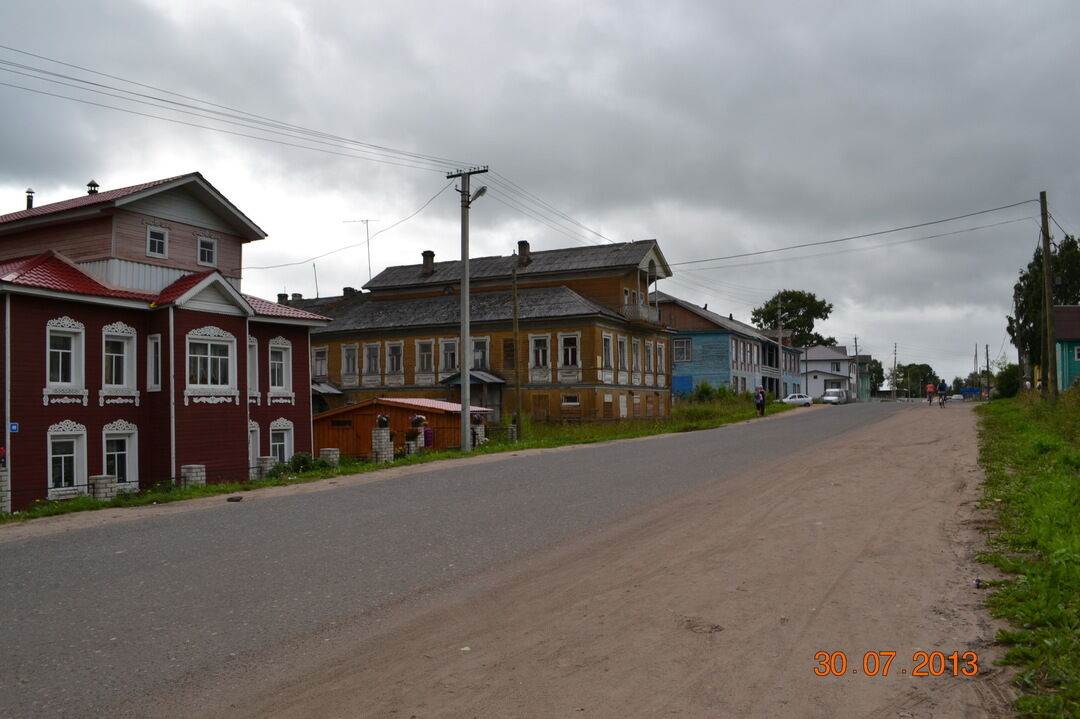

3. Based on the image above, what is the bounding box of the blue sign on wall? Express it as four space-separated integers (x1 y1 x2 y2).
8 423 17 433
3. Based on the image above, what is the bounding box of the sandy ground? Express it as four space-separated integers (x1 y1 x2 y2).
112 402 1015 718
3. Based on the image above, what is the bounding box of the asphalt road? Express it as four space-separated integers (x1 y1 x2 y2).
0 402 904 718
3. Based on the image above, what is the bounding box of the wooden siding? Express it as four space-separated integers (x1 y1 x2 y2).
0 216 113 263
124 187 240 234
113 210 243 280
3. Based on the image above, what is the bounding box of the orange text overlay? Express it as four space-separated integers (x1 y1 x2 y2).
813 651 979 677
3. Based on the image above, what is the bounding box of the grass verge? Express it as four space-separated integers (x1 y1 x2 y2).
976 391 1080 716
0 395 795 524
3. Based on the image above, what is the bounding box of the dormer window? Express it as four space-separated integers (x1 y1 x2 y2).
197 236 217 267
146 227 168 258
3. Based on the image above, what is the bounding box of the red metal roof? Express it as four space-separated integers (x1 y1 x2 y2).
0 250 327 321
0 175 192 225
243 293 329 321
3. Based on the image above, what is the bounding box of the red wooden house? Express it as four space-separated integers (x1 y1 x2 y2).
0 174 328 511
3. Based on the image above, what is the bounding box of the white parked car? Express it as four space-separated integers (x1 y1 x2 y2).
821 389 848 405
780 393 813 406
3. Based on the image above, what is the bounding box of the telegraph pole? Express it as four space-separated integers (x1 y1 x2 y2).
853 336 860 402
447 166 489 451
1040 190 1057 397
986 344 991 398
512 261 522 435
891 343 897 401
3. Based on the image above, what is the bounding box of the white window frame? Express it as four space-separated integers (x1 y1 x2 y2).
602 332 613 369
471 336 489 370
416 339 435 374
269 417 294 465
184 326 238 405
673 338 692 363
44 317 88 406
440 338 458 372
1075 346 1080 362
147 334 162 392
561 393 580 406
558 332 580 368
617 336 628 371
632 338 641 372
47 420 87 499
341 343 359 385
101 322 137 391
247 336 260 402
196 235 217 267
312 346 328 379
645 341 654 372
268 336 294 403
102 419 139 492
363 342 381 376
530 334 550 369
656 342 666 373
386 341 405 374
146 225 168 259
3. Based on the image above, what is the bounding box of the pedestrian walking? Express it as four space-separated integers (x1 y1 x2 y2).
754 385 766 417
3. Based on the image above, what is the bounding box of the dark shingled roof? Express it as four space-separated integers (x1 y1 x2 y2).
363 240 670 290
313 286 622 336
654 291 770 341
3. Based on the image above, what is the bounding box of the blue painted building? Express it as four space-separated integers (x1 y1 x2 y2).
659 293 803 398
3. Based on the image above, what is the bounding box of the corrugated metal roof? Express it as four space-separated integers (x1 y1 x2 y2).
364 240 669 290
655 291 771 341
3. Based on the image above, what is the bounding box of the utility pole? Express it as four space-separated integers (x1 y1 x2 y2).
447 166 489 452
512 261 522 436
1040 190 1057 397
853 336 860 402
776 297 783 398
891 342 897 402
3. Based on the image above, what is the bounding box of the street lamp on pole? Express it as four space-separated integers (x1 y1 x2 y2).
447 166 488 451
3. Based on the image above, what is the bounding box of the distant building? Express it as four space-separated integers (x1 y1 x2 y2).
1053 305 1080 390
800 345 855 399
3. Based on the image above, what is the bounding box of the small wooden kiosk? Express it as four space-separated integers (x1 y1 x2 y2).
312 397 493 459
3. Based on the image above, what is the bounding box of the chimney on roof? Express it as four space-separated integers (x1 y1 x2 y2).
25 188 34 209
86 179 99 195
291 293 302 301
517 240 531 266
729 313 733 320
343 287 357 298
277 293 288 304
421 250 435 276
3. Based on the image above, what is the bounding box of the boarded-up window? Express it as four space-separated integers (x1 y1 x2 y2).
531 394 549 421
502 339 516 370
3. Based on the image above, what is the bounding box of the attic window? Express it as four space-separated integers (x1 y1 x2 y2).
146 227 168 258
197 236 217 267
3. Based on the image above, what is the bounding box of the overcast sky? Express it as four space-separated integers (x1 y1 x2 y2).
3 0 1078 384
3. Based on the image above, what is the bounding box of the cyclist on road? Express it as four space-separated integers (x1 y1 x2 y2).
937 380 949 408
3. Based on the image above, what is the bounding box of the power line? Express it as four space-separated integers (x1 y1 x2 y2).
669 200 1039 267
240 181 454 271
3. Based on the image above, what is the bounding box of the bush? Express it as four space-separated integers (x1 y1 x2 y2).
288 452 315 473
996 363 1021 398
691 381 717 403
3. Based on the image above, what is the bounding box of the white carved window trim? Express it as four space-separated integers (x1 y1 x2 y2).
269 417 294 464
184 326 239 406
147 334 162 392
247 336 260 404
102 419 139 492
362 341 381 376
385 340 405 375
557 332 580 368
196 234 217 267
268 336 294 404
146 225 169 259
100 322 139 407
340 343 359 386
415 339 435 374
47 420 88 500
644 340 654 372
44 317 88 406
529 333 550 369
470 336 489 370
602 332 613 369
616 335 628 371
656 342 666 374
631 338 641 372
312 345 328 379
439 338 458 373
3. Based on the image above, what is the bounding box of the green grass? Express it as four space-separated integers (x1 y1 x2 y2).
977 391 1080 717
0 394 793 524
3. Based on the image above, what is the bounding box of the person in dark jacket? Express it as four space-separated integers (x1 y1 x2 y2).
754 385 766 417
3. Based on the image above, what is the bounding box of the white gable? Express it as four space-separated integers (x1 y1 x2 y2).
125 187 237 234
182 282 247 315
